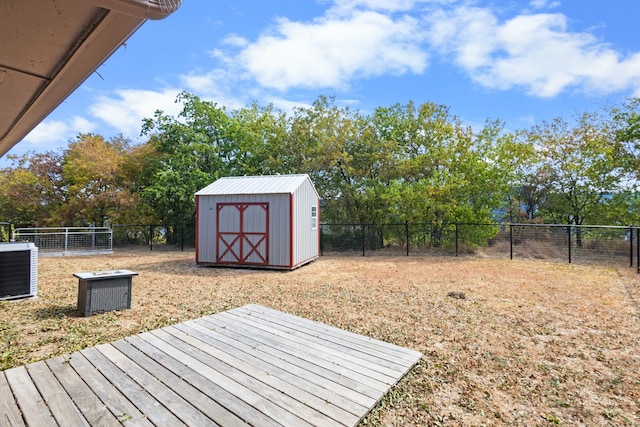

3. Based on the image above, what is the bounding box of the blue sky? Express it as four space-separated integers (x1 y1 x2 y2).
7 0 640 160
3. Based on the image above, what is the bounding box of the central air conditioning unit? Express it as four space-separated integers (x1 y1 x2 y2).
0 242 38 300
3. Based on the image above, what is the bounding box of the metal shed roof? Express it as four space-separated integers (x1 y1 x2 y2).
0 0 182 158
196 174 318 196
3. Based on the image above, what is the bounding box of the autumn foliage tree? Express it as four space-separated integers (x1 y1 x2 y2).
58 133 134 226
0 152 64 226
0 134 143 228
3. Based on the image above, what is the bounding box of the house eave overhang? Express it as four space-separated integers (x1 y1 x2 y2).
0 0 181 158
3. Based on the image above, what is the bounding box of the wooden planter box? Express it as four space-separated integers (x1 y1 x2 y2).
74 270 137 317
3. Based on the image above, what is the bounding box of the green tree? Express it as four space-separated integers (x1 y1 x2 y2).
286 96 408 224
377 102 518 229
529 112 632 227
228 102 289 176
615 98 640 188
140 92 234 232
513 168 552 222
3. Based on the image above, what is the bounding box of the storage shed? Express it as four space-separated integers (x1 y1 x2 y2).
195 174 320 270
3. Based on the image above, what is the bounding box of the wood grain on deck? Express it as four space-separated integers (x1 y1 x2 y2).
1 304 422 426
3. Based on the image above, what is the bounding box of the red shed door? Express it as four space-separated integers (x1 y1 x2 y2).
216 203 269 265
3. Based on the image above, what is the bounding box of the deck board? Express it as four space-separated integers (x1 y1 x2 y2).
195 315 383 404
164 324 354 427
176 321 368 418
229 306 412 377
214 311 395 389
65 351 154 427
0 304 422 426
110 339 245 427
45 356 122 427
25 361 89 427
0 370 26 427
122 334 280 427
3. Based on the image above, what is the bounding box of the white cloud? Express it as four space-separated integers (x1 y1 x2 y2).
71 116 96 134
328 0 420 15
23 116 97 148
89 88 182 139
260 97 310 114
236 10 427 91
180 69 251 110
222 33 249 48
184 0 640 111
427 7 498 69
23 121 72 147
425 6 640 98
529 0 561 10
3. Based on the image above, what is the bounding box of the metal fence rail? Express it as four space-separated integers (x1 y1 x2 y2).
12 227 112 255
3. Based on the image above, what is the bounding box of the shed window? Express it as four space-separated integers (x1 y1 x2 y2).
311 206 318 229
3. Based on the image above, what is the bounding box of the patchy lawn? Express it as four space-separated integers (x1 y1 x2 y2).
1 250 639 426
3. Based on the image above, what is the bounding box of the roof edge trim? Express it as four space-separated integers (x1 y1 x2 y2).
79 0 182 20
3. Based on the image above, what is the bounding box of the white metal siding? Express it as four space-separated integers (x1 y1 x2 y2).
198 194 291 267
196 174 319 269
269 194 290 266
292 178 320 266
197 195 216 263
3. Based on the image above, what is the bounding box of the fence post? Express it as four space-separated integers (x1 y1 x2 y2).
64 227 68 253
181 225 185 252
509 224 513 260
630 226 634 268
362 223 366 257
455 223 459 257
320 225 324 256
405 221 409 256
636 227 640 273
567 225 572 264
149 225 153 251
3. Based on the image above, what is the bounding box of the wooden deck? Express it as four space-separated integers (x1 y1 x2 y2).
1 304 422 426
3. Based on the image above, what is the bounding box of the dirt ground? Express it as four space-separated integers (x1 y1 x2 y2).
1 249 640 426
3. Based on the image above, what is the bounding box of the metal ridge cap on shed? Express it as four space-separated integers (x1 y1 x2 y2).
195 174 315 196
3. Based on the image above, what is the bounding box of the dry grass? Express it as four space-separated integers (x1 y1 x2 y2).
2 250 640 426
